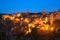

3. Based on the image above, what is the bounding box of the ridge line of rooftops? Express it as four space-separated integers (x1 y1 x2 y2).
0 10 60 15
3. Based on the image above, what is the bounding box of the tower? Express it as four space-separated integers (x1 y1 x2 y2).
42 10 46 15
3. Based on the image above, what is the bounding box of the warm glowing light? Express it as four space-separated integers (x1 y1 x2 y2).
28 23 35 28
16 13 21 17
9 16 15 20
40 25 49 31
15 18 20 21
45 17 48 22
34 18 39 24
24 18 30 23
25 28 31 35
45 26 49 30
21 18 24 20
40 27 45 30
44 17 48 24
50 27 54 31
45 24 49 31
2 15 15 20
2 13 56 35
2 15 10 20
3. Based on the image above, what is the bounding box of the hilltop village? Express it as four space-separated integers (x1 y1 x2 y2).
1 10 60 25
0 10 60 40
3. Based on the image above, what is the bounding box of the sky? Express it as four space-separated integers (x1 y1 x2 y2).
0 0 60 13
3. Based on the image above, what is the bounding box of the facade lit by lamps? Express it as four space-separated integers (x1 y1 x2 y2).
1 11 60 35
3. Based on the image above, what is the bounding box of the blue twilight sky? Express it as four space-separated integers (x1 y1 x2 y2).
0 0 60 13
